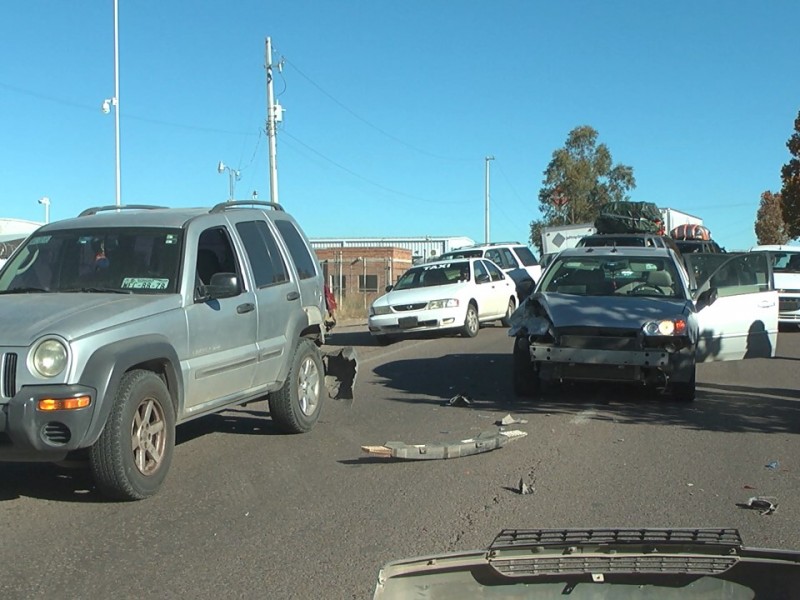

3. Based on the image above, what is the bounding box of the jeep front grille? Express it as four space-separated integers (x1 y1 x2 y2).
2 353 17 398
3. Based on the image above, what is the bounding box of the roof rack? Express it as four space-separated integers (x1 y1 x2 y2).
210 200 284 213
78 205 168 217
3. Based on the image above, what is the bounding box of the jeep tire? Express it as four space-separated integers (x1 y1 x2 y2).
269 338 324 433
90 369 176 501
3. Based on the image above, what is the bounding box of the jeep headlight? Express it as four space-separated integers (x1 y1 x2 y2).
371 305 392 316
643 318 687 336
428 299 459 310
32 339 68 378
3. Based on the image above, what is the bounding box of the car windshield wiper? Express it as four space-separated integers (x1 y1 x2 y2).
60 287 133 294
0 287 50 294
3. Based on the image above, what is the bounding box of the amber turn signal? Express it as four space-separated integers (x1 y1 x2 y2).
37 396 92 411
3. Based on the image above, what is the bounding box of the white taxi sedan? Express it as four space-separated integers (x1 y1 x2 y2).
368 257 516 344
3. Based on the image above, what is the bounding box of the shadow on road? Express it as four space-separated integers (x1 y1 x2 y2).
374 352 800 436
0 405 281 503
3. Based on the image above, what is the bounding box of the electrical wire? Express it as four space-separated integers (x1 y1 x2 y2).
280 128 465 206
275 52 473 163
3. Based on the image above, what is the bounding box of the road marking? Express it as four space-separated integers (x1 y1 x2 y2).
571 409 597 425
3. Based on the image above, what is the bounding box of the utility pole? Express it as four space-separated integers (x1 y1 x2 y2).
265 37 280 205
484 156 495 244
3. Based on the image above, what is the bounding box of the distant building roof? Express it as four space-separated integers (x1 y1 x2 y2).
0 218 42 243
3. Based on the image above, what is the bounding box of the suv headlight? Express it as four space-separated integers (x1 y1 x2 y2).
428 299 459 310
31 338 69 378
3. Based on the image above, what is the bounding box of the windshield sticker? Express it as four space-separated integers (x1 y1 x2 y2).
122 277 169 290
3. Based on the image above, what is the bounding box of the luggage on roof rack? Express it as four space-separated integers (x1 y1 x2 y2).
594 201 663 234
670 223 711 241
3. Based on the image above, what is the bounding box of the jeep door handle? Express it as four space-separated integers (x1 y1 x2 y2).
237 303 255 314
286 291 300 301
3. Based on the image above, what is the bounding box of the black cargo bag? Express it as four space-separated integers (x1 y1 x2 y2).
594 201 663 234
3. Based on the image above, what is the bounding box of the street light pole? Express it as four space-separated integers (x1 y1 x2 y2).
217 161 240 201
38 196 50 224
484 155 495 244
102 0 121 206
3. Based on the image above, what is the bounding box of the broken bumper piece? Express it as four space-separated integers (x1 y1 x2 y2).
362 430 526 460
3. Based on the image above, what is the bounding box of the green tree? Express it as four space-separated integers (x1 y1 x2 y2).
780 110 800 239
529 125 635 251
754 191 788 245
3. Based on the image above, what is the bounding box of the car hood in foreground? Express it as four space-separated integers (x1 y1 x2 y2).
0 293 182 345
372 283 466 309
374 528 800 599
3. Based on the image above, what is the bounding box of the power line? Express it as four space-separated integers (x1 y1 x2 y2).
276 53 473 163
0 81 254 136
280 128 464 206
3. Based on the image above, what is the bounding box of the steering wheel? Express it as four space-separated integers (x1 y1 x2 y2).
630 283 666 296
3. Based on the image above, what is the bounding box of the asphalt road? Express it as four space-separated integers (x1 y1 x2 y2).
1 324 798 599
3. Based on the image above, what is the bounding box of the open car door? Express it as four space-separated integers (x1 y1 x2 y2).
685 252 778 362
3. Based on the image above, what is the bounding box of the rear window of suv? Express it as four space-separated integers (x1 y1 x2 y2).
512 246 539 266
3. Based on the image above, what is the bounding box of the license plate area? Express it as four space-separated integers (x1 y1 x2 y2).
398 316 418 329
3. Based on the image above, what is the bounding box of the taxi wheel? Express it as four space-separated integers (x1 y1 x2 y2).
500 297 516 327
461 303 479 337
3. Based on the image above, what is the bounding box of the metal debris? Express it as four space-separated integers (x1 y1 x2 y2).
321 346 358 403
739 496 778 516
361 430 527 461
518 478 534 495
497 413 529 426
765 460 779 471
446 394 473 407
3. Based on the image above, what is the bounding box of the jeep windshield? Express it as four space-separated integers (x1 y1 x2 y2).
0 228 183 294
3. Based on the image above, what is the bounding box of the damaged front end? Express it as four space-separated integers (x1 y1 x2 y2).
509 293 695 397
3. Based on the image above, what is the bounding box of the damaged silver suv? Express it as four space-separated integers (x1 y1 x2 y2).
0 202 355 500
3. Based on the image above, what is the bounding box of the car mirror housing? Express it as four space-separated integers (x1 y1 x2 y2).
206 272 240 299
476 273 490 284
385 285 393 293
696 287 718 311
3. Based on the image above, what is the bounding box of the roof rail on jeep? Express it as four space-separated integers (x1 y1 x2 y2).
210 200 285 213
79 205 168 217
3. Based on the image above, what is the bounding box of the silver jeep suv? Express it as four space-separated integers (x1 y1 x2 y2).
0 202 353 500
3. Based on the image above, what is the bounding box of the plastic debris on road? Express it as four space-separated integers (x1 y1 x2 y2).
765 460 779 470
738 496 778 516
497 413 529 426
361 430 527 461
446 394 473 407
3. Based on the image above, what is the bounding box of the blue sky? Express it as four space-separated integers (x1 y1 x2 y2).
2 1 799 251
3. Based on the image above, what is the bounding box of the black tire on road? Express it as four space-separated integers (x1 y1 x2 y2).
512 336 540 398
461 303 479 338
669 365 696 402
500 297 516 327
90 369 176 501
374 335 394 346
269 338 324 433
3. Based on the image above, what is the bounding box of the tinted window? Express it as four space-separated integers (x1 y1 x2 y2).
474 260 489 282
236 220 289 287
513 246 539 266
275 220 317 280
484 260 505 282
